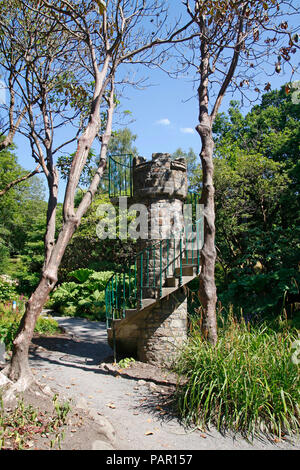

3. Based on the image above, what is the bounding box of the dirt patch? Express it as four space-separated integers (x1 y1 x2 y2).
1 332 117 451
0 385 115 451
100 360 179 394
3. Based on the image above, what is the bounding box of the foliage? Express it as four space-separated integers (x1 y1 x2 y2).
0 276 19 302
49 270 114 321
189 87 300 319
68 268 95 284
172 147 198 188
174 311 300 439
59 192 136 282
107 128 138 158
10 203 63 296
34 316 61 336
0 300 60 350
0 320 19 351
0 227 10 273
0 395 71 450
62 127 141 273
0 145 48 297
0 145 46 259
118 357 136 369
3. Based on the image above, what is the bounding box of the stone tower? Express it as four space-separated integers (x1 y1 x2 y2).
107 152 194 366
132 153 188 365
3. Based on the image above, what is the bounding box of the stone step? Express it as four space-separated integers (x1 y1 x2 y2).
159 286 177 298
174 265 198 277
165 271 198 288
141 298 157 309
165 276 177 287
182 257 199 266
182 249 201 257
107 272 199 332
124 308 138 319
110 318 122 328
181 275 196 285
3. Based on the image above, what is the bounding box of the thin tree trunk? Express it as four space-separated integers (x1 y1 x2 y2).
196 26 218 345
5 78 114 384
5 274 56 385
4 219 76 383
197 121 218 346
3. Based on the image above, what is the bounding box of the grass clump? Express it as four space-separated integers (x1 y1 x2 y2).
174 313 300 440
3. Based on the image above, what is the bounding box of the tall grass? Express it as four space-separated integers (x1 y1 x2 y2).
174 312 300 439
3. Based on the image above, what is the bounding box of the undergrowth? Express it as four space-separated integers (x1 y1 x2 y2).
0 394 71 450
174 311 300 440
0 301 61 350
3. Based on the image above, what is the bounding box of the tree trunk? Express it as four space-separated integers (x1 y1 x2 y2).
4 220 76 383
197 121 218 345
195 25 218 345
4 273 56 386
4 82 112 384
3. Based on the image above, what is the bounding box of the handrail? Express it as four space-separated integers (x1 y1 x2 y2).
105 215 204 328
105 153 203 328
108 153 133 198
109 154 133 168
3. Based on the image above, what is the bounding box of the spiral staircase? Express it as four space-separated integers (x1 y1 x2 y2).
104 154 203 360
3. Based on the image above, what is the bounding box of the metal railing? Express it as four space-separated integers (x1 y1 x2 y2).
105 215 204 328
108 154 133 198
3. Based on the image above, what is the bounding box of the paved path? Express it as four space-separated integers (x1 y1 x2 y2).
29 315 299 451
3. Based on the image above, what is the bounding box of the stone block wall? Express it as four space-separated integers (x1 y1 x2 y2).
132 153 187 201
137 288 188 366
108 288 188 366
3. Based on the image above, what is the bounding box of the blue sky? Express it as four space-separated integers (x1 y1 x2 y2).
11 1 300 202
117 68 296 160
14 63 298 203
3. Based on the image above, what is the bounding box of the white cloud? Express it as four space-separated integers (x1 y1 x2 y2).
180 127 195 134
155 118 171 126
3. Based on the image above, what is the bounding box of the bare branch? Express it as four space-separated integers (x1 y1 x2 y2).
0 164 40 197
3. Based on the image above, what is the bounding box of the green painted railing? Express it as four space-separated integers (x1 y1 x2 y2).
105 154 203 329
105 215 204 328
108 154 133 198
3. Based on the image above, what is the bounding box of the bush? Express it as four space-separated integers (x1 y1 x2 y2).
48 270 114 321
0 300 60 350
0 276 18 302
35 316 61 336
174 313 300 439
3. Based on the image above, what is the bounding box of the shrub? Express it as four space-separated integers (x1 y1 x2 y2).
35 316 61 336
48 270 113 321
0 276 18 302
174 313 300 439
0 300 60 350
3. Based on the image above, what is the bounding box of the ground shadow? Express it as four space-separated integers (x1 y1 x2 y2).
31 333 112 366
